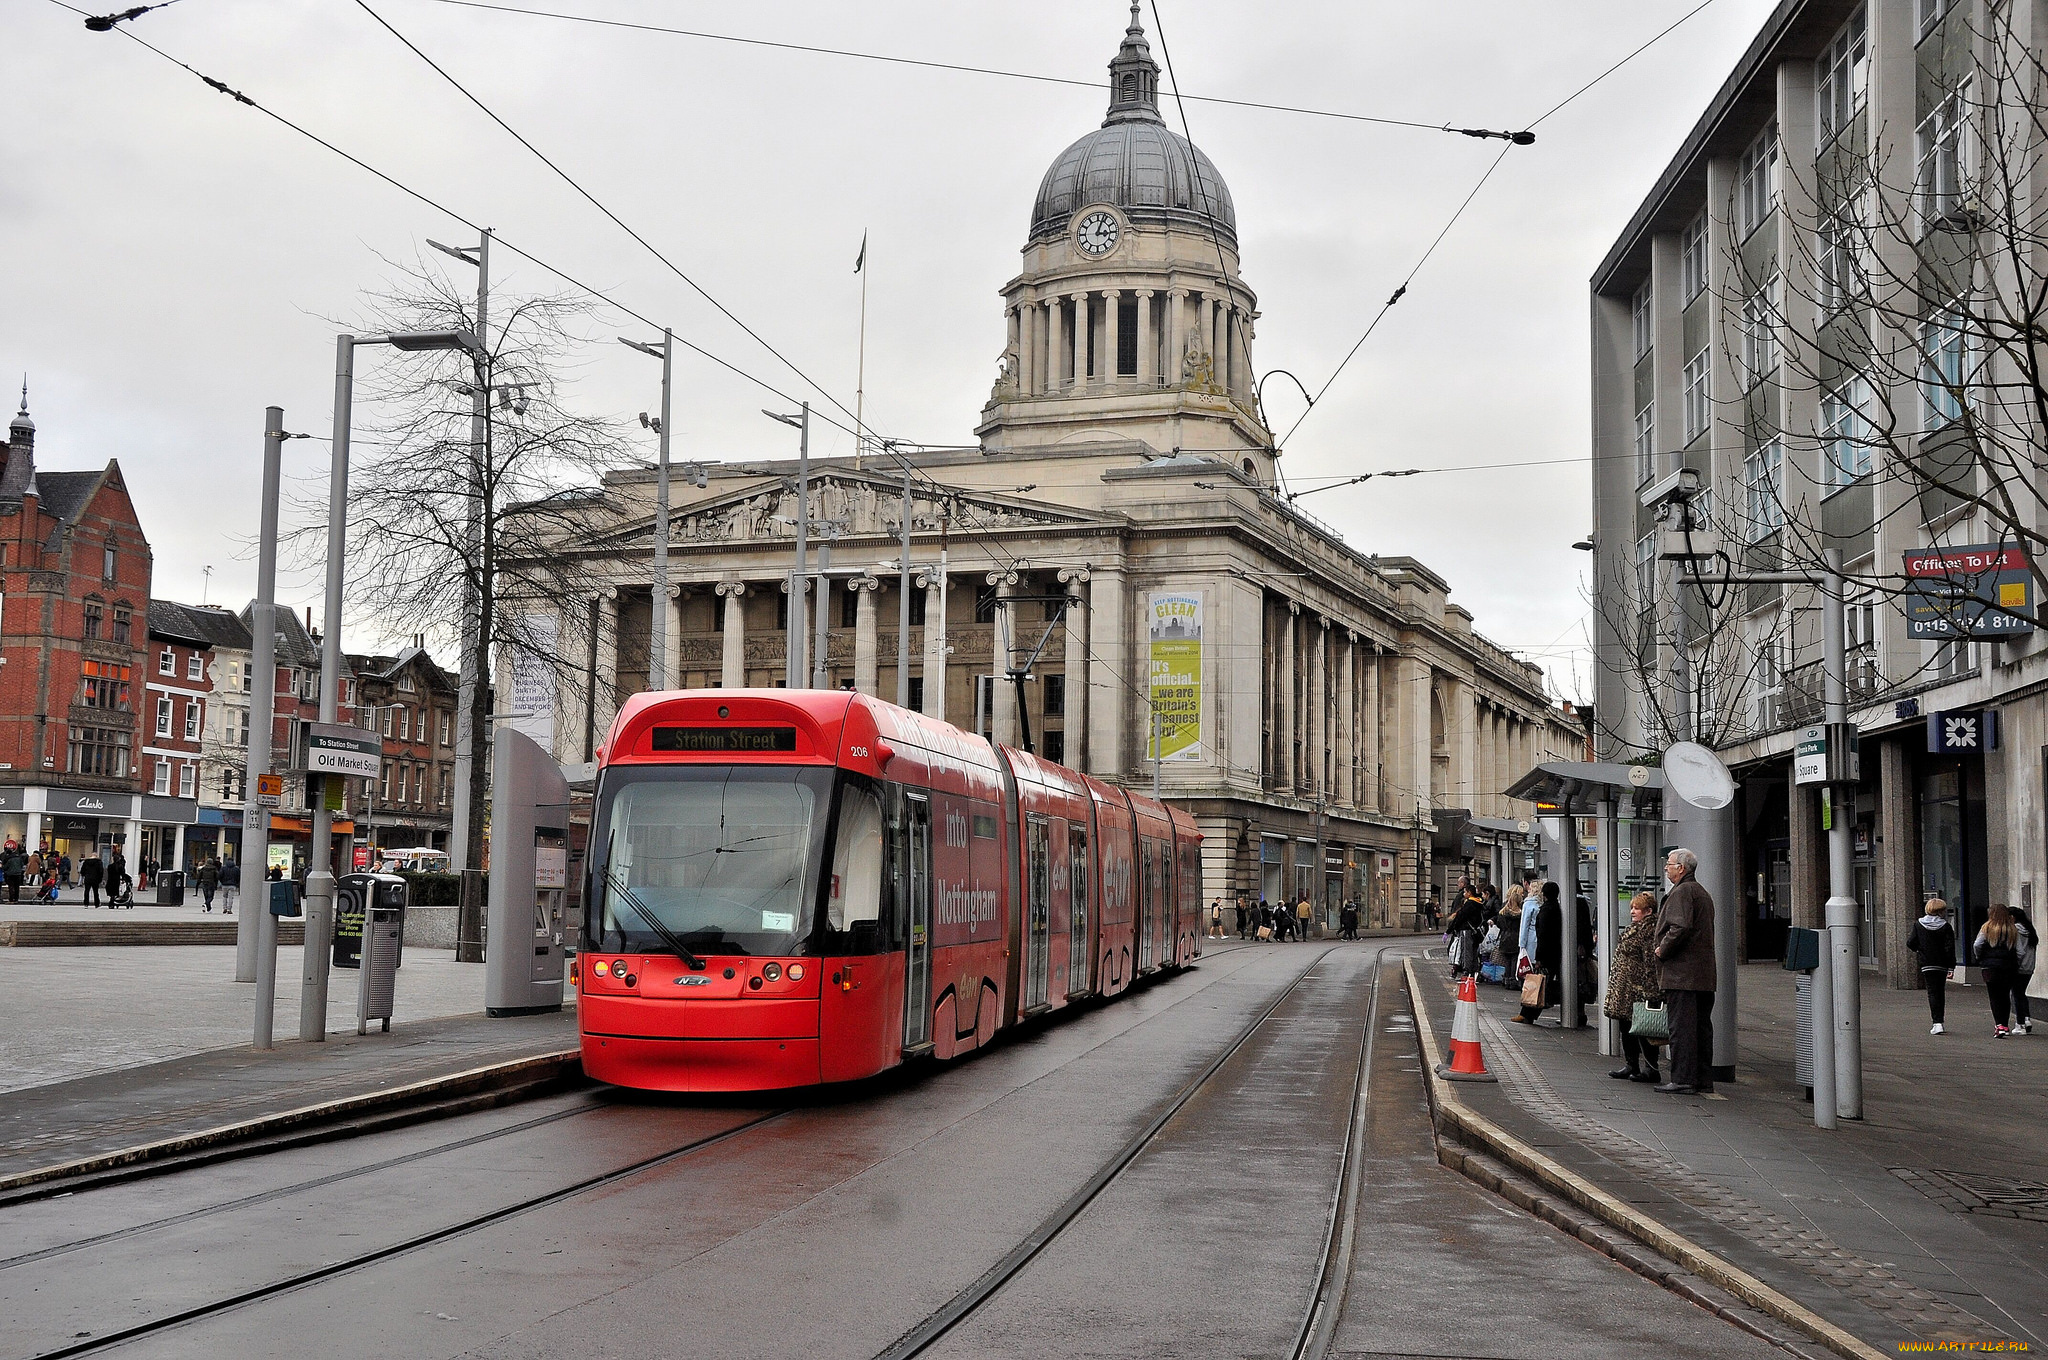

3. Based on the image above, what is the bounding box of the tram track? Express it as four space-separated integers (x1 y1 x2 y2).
875 941 1403 1360
23 1107 787 1360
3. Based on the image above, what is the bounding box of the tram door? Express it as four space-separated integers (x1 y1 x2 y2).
1068 825 1091 995
1137 839 1157 972
902 793 933 1051
1023 816 1051 1011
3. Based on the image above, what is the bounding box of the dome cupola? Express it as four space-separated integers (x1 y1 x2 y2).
1027 5 1236 249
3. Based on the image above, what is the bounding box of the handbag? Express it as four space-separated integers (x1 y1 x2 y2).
1630 1000 1670 1043
1520 971 1548 1008
1256 926 1273 940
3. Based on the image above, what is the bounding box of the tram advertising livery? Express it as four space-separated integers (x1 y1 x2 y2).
577 690 1203 1092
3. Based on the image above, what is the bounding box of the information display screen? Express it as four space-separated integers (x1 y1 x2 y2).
650 726 798 753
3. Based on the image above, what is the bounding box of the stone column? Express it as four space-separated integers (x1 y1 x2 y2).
1336 632 1355 809
1006 305 1022 387
1134 289 1155 385
1399 656 1432 815
1058 567 1090 769
1276 602 1297 795
1087 565 1126 777
1878 734 1920 988
988 567 1021 745
1197 295 1215 377
918 568 947 720
714 581 747 688
598 586 622 737
1070 292 1091 381
1166 288 1188 384
1214 301 1233 394
813 575 833 687
663 585 684 691
850 575 882 695
1307 619 1327 801
1042 299 1060 394
1104 288 1123 382
1359 644 1379 810
1235 313 1253 398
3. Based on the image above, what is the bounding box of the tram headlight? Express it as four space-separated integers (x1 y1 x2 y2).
762 963 782 981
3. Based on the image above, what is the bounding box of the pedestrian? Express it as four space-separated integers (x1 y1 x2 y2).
221 856 241 914
1652 848 1717 1094
79 850 104 907
1296 895 1314 941
1233 893 1248 939
1517 880 1544 980
2012 901 2037 1034
1446 880 1487 977
58 853 71 888
197 857 221 912
1514 882 1561 1023
1419 884 1441 931
1973 904 2028 1037
1495 884 1526 977
1209 897 1224 939
107 848 131 908
1907 898 1957 1035
1257 898 1274 941
2 839 25 904
1605 891 1664 1083
1340 898 1359 940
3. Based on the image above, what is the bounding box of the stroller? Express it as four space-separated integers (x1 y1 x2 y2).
106 872 134 909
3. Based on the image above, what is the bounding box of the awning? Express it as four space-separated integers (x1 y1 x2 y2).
1505 760 1665 808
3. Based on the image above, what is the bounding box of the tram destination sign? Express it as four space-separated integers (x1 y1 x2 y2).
299 722 383 779
650 726 797 753
1902 543 2036 639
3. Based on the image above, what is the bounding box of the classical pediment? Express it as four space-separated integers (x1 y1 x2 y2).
586 470 1116 549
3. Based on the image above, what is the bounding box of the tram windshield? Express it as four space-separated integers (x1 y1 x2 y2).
594 765 832 956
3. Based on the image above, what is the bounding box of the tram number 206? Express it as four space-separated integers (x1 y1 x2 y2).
849 746 870 759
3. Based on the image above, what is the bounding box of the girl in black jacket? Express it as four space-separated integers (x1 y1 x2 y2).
1906 899 1957 1034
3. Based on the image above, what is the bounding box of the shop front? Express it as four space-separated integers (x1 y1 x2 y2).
0 787 144 862
139 795 198 873
184 805 244 868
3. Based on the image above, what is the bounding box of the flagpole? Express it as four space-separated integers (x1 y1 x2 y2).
854 230 869 472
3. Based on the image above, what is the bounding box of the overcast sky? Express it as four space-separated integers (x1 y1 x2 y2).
7 0 1782 693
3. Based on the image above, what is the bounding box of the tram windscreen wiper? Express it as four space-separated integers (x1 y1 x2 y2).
604 866 708 970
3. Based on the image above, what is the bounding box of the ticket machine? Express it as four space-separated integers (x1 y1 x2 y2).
485 729 572 1016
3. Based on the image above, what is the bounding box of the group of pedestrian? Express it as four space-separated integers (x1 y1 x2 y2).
1228 893 1318 941
1909 897 2036 1037
193 856 241 913
0 839 144 908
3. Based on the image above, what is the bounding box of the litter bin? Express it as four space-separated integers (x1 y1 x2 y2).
1784 927 1822 1095
335 872 408 969
154 870 185 906
356 903 404 1034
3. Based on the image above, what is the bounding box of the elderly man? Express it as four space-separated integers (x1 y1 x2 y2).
1653 848 1717 1095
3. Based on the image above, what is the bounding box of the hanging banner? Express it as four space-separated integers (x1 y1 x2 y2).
1147 592 1203 763
507 614 560 753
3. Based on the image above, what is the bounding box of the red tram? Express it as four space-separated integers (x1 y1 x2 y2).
576 689 1203 1092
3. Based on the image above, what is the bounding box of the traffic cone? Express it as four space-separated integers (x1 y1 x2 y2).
1436 973 1499 1083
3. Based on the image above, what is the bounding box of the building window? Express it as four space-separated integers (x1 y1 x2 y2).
112 606 132 645
1917 82 1975 228
184 700 201 740
1631 281 1652 360
1682 347 1711 441
1740 278 1779 387
1845 598 1880 694
155 694 172 736
1817 193 1870 315
221 770 237 802
1821 378 1873 490
68 726 130 778
1920 303 1972 430
1816 7 1868 146
382 707 395 738
908 588 927 627
1042 729 1065 765
1933 636 1974 681
83 600 103 641
841 590 859 629
1736 124 1779 239
1634 403 1656 486
1753 624 1787 732
399 708 411 742
1045 673 1066 717
439 711 451 746
187 653 203 681
775 593 788 631
1635 533 1657 608
232 707 249 747
396 671 415 693
1744 440 1785 540
153 760 171 795
396 765 409 801
380 762 392 800
1681 212 1707 302
158 649 175 676
229 660 247 693
103 544 117 581
82 661 131 711
1918 0 1947 40
179 763 196 798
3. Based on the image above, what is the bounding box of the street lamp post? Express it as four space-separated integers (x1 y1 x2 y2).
302 328 478 1045
248 407 285 1044
620 330 674 690
763 405 811 687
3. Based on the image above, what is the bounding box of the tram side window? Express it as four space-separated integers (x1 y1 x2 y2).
830 783 886 948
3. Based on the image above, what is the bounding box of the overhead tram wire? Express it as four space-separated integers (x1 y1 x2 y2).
421 0 1528 142
354 0 863 433
1277 0 1725 450
51 0 890 443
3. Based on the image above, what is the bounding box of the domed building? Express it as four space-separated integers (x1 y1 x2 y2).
977 7 1269 473
532 10 1583 926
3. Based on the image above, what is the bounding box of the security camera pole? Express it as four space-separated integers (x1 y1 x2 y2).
620 328 674 689
1667 480 1862 1126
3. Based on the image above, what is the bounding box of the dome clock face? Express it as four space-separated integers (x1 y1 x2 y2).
1075 209 1121 257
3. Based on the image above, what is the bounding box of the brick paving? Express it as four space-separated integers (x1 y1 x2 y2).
1419 959 2048 1351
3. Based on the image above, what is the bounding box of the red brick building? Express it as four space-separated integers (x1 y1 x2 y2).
0 392 166 862
141 601 224 870
346 644 456 859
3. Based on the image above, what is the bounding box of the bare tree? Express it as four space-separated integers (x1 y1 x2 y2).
288 257 636 868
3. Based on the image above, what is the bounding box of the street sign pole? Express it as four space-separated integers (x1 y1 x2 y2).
248 408 284 1044
1821 548 1864 1119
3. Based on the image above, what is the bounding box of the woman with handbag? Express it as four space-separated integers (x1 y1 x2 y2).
1605 892 1664 1082
1513 881 1561 1023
